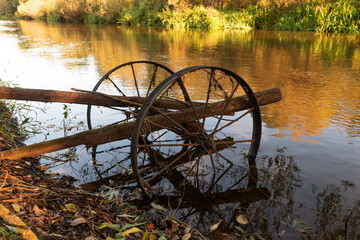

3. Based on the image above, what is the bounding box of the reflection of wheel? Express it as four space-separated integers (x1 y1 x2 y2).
131 66 262 196
87 61 175 130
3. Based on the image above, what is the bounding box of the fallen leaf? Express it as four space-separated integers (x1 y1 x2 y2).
85 236 97 240
182 233 191 240
33 205 45 216
184 227 191 234
142 230 149 240
236 214 249 225
146 223 154 231
99 223 121 231
65 203 76 213
36 166 47 172
149 233 157 240
295 228 306 233
0 203 38 240
151 202 167 212
12 204 20 212
70 217 87 226
122 227 141 236
171 223 179 233
234 225 245 234
210 220 222 232
117 214 136 218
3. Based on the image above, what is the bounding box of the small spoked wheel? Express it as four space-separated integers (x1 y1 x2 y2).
86 61 175 182
131 66 262 196
87 61 175 130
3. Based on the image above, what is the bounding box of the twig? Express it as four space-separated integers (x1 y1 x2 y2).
0 170 8 190
344 207 354 240
169 217 207 240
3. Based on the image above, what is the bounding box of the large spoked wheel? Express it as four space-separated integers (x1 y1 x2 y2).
131 66 262 196
87 61 175 130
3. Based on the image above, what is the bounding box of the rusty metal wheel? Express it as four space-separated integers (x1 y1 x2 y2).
85 61 175 182
87 61 175 130
131 66 262 196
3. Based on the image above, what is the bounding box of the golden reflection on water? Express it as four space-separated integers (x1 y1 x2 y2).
15 21 360 141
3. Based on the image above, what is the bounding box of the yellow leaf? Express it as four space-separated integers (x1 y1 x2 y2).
122 227 141 236
149 233 157 240
182 233 191 240
142 230 149 240
36 166 47 172
65 203 76 213
12 204 20 212
151 202 167 211
0 204 39 240
236 214 249 225
171 220 180 225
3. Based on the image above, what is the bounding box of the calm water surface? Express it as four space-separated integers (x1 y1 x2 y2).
0 20 360 239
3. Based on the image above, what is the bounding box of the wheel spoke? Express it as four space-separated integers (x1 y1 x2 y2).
146 65 158 97
146 147 195 183
212 108 253 136
131 64 140 97
202 69 214 127
212 82 240 133
107 76 126 96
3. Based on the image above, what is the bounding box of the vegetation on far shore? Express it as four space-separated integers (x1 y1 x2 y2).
0 0 359 33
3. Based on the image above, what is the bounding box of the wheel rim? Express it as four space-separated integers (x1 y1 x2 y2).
131 66 262 196
87 61 175 130
85 61 175 183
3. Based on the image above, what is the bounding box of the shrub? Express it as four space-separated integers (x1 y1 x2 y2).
17 0 46 19
316 0 360 33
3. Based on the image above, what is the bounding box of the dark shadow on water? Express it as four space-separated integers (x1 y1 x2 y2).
80 146 360 239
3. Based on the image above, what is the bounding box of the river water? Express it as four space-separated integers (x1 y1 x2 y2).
0 20 359 239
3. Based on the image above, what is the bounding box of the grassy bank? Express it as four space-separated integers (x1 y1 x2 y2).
1 0 360 33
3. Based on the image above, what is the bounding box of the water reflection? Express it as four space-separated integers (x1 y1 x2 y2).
10 20 360 142
81 147 359 239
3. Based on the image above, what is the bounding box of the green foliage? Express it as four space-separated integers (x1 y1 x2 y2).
316 0 360 33
118 0 164 26
275 2 319 32
0 0 19 16
247 4 279 30
161 5 252 29
10 0 360 33
46 12 61 22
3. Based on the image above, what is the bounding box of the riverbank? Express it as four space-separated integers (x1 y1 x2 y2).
0 103 203 239
1 0 359 34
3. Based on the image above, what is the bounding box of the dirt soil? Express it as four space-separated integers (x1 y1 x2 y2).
0 103 204 240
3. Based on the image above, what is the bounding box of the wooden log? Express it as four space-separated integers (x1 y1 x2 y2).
0 88 282 160
0 87 203 109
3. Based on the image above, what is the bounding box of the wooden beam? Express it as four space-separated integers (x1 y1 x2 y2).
0 87 203 109
0 88 282 160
